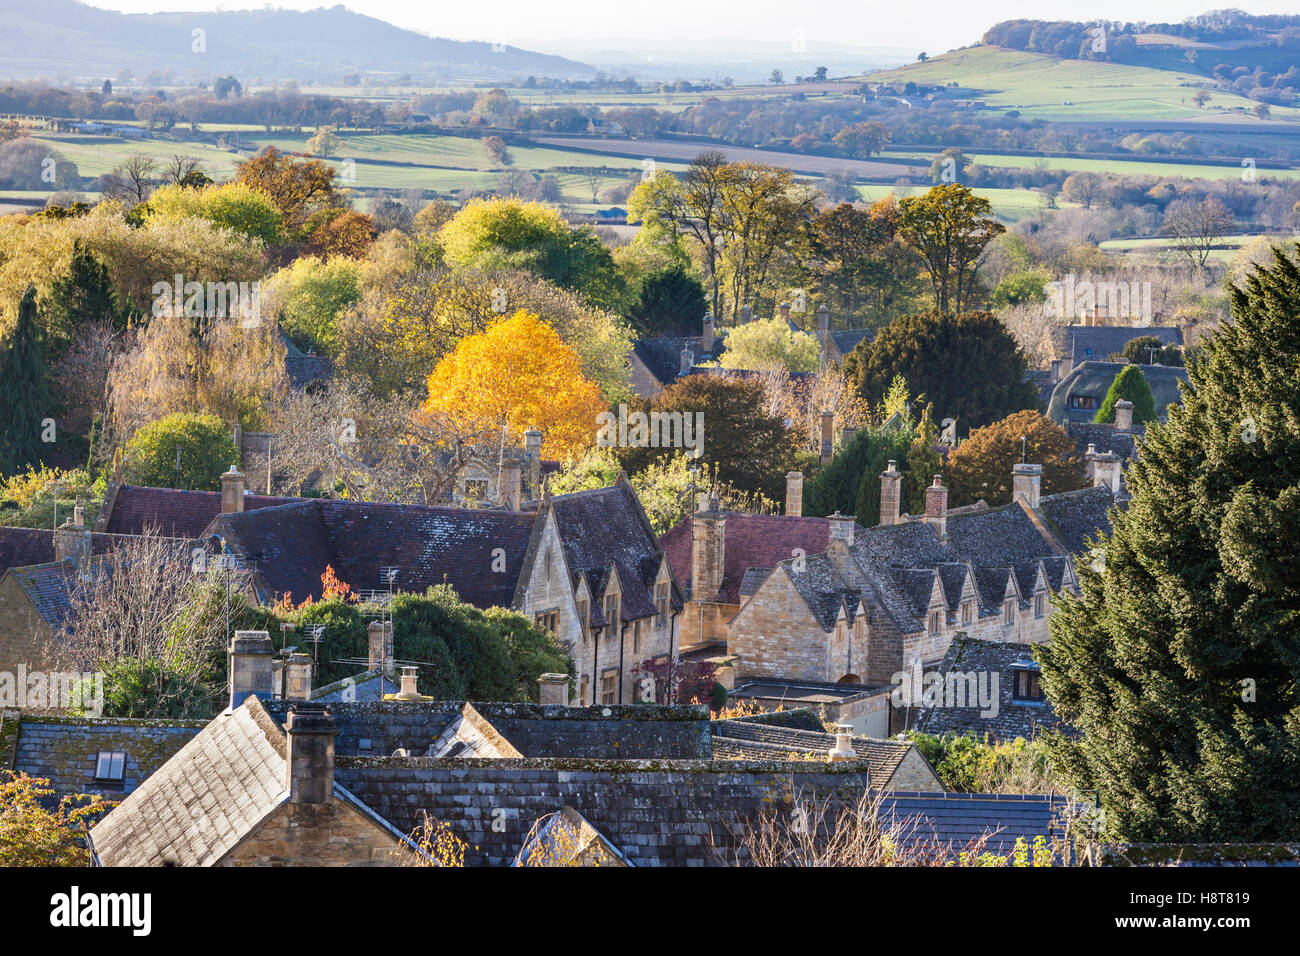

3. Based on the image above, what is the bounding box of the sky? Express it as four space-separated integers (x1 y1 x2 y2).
84 1 1300 55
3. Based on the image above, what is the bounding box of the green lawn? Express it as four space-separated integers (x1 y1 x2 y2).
864 46 1300 122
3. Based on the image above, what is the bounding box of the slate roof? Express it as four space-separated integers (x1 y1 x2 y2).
916 637 1073 742
710 716 918 784
514 806 632 866
209 498 536 609
630 334 728 395
1065 421 1140 461
1053 324 1183 365
878 791 1070 856
660 512 832 605
1024 368 1056 410
776 489 1111 634
530 477 681 623
1046 361 1190 425
89 699 410 866
3 712 204 801
101 485 300 538
0 527 55 576
279 330 333 387
828 328 874 357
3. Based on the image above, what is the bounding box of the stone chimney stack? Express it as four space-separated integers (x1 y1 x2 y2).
1113 399 1134 432
816 303 830 365
819 410 834 465
828 511 855 549
221 466 246 514
538 673 569 705
53 505 92 570
777 302 790 324
367 620 392 671
739 304 753 324
229 630 274 709
1012 462 1042 509
499 461 523 510
1086 446 1123 495
880 460 902 526
285 703 337 805
829 724 857 762
785 471 804 517
690 498 726 602
841 425 858 447
679 346 695 376
284 652 313 701
701 313 715 354
924 475 948 542
524 429 543 495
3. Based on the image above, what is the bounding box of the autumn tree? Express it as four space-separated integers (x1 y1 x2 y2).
303 208 377 259
832 121 890 158
0 774 103 866
844 310 1038 429
717 316 819 373
235 146 344 238
305 126 343 156
944 410 1086 508
421 309 607 460
146 182 283 244
898 184 1005 314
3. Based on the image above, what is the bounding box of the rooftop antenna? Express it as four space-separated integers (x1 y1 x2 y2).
1020 436 1027 463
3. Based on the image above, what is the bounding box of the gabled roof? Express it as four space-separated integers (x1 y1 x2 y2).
100 485 300 538
210 498 536 609
1055 324 1183 365
1065 421 1140 461
916 637 1074 743
528 476 681 622
629 334 728 393
710 717 919 784
0 526 55 577
514 807 632 866
660 512 833 605
828 328 874 357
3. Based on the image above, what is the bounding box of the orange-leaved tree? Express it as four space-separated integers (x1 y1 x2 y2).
422 309 606 460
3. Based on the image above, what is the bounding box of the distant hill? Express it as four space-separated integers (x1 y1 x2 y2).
0 0 596 83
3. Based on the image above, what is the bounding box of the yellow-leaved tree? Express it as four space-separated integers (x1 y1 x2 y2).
422 310 606 460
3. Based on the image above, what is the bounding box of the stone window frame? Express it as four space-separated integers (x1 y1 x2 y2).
600 668 618 706
1003 600 1016 626
576 598 589 643
961 600 974 626
928 609 942 634
534 608 559 633
654 581 669 628
1034 592 1046 619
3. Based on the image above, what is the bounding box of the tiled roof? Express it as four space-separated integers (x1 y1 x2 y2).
514 806 632 866
777 488 1114 634
660 512 832 604
541 478 680 622
1024 368 1056 410
916 637 1073 742
210 499 536 609
1054 324 1183 365
5 713 203 801
8 559 78 630
710 717 916 783
828 328 874 357
0 527 54 576
630 335 727 390
1065 421 1140 461
878 791 1071 856
102 485 299 538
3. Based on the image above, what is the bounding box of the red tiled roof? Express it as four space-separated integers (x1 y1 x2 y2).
659 513 832 605
0 527 54 577
103 486 301 539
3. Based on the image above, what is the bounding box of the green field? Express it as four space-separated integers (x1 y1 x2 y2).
855 183 1067 223
882 149 1300 182
1099 233 1298 261
864 46 1300 122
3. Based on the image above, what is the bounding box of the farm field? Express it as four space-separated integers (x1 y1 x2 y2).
880 149 1300 181
854 183 1063 222
1099 233 1298 260
863 46 1300 122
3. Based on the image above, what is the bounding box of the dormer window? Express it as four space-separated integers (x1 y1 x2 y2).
1003 600 1015 625
928 610 942 634
1011 660 1044 702
604 593 620 635
94 751 126 786
1034 593 1046 619
655 582 669 628
961 601 973 626
577 599 589 642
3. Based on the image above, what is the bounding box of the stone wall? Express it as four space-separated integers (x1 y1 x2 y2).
218 799 404 866
729 569 828 683
335 756 876 867
0 575 55 687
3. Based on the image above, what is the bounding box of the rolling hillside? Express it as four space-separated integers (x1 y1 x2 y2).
0 0 595 83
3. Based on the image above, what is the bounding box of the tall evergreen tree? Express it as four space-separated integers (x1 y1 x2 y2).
46 241 124 353
1095 364 1157 426
1039 245 1300 842
0 287 55 476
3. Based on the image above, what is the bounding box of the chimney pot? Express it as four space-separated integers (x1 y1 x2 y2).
538 672 569 705
285 703 336 804
924 476 948 542
829 724 857 761
397 666 421 700
785 471 804 517
828 511 855 548
221 466 246 514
